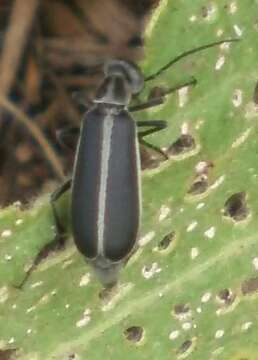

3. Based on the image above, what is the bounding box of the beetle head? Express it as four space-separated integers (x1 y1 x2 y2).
94 60 144 106
104 59 144 94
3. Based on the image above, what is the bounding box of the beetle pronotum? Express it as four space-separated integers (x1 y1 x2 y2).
18 38 239 288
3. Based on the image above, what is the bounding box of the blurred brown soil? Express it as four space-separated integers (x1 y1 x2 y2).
0 0 159 206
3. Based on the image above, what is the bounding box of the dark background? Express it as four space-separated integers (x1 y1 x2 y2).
0 0 159 206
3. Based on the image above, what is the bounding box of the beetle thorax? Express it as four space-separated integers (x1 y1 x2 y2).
94 74 132 106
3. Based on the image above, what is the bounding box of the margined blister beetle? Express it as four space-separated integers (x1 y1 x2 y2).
18 38 239 288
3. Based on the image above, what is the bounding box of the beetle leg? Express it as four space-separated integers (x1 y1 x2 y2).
129 77 196 113
56 126 80 150
139 138 168 159
129 97 164 112
50 178 72 246
72 91 92 110
15 179 72 289
15 235 67 289
137 120 168 159
137 120 167 130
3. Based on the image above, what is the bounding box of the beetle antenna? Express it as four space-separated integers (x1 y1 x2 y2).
144 38 240 82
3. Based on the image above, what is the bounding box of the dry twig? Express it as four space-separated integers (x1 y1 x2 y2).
0 0 40 96
0 95 65 181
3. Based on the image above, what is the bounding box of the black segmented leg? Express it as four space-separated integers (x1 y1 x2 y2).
16 179 72 289
130 78 197 113
72 90 93 110
137 120 168 159
56 126 80 150
50 179 72 246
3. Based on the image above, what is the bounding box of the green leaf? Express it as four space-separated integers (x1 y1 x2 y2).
1 1 258 359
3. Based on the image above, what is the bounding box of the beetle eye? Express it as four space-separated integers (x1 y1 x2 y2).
127 36 143 48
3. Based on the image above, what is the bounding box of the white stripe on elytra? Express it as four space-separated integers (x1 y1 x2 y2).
97 113 114 256
134 128 142 224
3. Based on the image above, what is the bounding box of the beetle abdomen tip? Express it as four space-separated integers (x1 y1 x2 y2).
89 256 123 287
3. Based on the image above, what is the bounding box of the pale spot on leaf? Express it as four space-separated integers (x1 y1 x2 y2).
0 286 9 304
215 329 224 339
1 229 12 238
76 309 91 328
158 205 170 221
241 321 252 331
204 227 216 239
215 55 225 70
232 89 243 107
142 262 162 279
201 292 212 303
191 248 199 260
169 330 180 340
187 221 198 232
252 257 258 270
139 231 155 247
79 273 91 287
233 24 243 36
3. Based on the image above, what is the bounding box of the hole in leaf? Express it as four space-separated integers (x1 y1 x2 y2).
241 277 258 295
200 4 215 18
158 231 175 251
173 304 191 321
98 283 117 301
140 146 164 170
167 134 196 156
68 354 79 360
174 303 190 314
223 192 249 221
187 176 208 195
124 326 144 343
100 283 133 312
218 288 231 302
177 339 192 354
217 288 235 306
